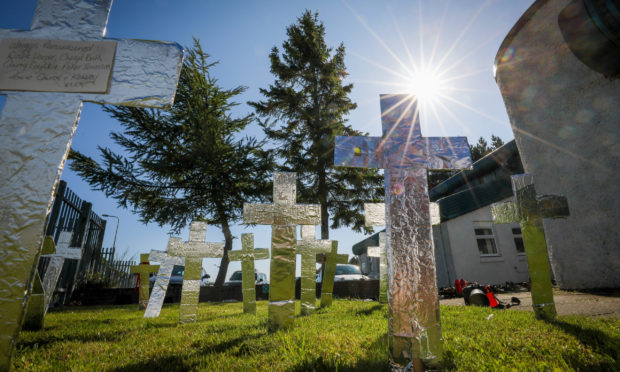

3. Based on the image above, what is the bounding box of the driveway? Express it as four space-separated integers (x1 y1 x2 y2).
440 289 620 318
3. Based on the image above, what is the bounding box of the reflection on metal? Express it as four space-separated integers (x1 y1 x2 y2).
130 254 160 309
228 234 269 314
296 225 331 315
168 221 224 323
491 174 569 321
335 94 471 368
318 241 348 307
364 203 388 304
22 272 45 331
244 172 321 329
144 250 185 319
23 231 81 330
0 0 183 367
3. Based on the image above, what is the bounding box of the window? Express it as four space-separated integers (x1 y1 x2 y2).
474 222 498 256
512 227 525 254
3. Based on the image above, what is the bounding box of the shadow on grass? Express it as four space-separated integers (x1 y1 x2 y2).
110 355 193 372
18 329 131 349
355 304 384 316
553 319 619 372
193 331 267 355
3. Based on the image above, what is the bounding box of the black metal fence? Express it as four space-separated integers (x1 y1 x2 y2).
38 181 136 305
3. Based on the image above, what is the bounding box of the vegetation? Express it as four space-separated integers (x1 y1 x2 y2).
68 39 273 286
13 300 619 371
250 11 383 239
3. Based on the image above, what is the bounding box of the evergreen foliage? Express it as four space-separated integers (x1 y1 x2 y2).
68 39 273 286
250 11 383 239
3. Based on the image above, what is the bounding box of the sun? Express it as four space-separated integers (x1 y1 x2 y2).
406 68 446 106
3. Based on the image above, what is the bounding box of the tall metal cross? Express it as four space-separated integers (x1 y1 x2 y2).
244 172 321 329
130 254 160 309
0 0 183 366
168 221 224 323
364 203 388 304
144 250 185 319
296 225 331 315
491 174 569 321
317 241 348 307
228 233 269 315
334 94 471 368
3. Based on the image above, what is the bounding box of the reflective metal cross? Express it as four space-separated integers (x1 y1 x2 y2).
334 94 471 367
244 172 321 329
0 0 183 365
296 225 331 315
364 203 388 304
317 241 348 307
130 254 160 309
228 234 270 315
168 221 224 323
144 250 185 319
492 174 569 321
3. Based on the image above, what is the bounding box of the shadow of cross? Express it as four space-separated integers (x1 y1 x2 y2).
144 250 184 319
364 203 388 304
228 234 269 315
130 254 160 310
168 221 224 323
23 231 80 331
492 173 570 321
334 94 471 368
317 241 348 308
243 172 321 329
296 225 331 315
0 0 183 365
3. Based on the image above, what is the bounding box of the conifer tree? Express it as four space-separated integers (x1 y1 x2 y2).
250 11 383 239
69 39 273 286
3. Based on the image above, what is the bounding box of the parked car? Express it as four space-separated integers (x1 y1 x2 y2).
316 264 369 282
149 265 210 286
224 270 268 286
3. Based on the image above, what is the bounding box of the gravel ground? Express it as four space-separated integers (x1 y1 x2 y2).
440 289 620 318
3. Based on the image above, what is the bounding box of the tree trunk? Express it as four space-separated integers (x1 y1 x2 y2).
213 218 233 287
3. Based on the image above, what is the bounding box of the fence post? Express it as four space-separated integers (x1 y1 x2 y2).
64 202 92 304
45 180 66 237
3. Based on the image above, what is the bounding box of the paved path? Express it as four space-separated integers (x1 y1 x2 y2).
440 289 620 318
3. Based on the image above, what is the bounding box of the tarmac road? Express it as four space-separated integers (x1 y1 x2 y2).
440 289 620 318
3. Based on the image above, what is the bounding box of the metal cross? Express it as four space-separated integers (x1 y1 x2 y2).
144 250 185 319
167 221 224 323
317 241 348 307
334 94 471 367
492 174 569 321
0 0 182 365
244 172 321 329
228 233 269 315
130 254 160 309
364 203 388 304
296 225 331 315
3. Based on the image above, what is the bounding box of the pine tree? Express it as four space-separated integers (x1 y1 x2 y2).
250 10 383 239
68 39 273 286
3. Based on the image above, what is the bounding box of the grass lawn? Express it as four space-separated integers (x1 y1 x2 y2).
13 300 619 371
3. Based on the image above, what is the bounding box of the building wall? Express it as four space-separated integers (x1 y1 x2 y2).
495 0 620 288
436 199 529 285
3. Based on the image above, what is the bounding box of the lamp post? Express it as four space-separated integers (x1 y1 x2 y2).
102 214 119 259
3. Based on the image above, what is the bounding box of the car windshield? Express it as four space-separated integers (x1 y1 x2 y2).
336 265 361 275
229 272 242 281
171 265 184 276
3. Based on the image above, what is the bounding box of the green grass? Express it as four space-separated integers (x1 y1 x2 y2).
13 300 619 371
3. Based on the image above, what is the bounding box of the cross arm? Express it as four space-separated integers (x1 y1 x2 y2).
40 236 56 255
148 250 185 266
88 39 183 108
336 254 349 264
130 265 160 275
364 203 385 227
228 248 269 261
243 203 274 225
425 136 472 170
491 200 519 224
334 136 383 168
537 195 570 219
297 241 332 255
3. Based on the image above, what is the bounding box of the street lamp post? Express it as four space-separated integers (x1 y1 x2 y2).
102 214 119 259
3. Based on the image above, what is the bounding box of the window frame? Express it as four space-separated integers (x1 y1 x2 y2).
511 225 526 255
473 221 501 257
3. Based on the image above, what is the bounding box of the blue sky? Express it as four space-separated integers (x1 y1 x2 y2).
0 0 534 280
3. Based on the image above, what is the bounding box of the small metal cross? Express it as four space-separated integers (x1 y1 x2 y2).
296 225 331 314
144 250 185 319
130 254 160 309
317 241 348 307
228 234 269 315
